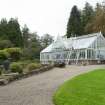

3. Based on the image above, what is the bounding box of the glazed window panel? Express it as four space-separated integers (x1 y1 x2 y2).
70 51 77 59
79 50 85 59
87 49 95 59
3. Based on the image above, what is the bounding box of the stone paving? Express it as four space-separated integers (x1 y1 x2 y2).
0 65 105 105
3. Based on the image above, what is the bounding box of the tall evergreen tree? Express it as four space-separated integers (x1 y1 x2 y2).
22 24 30 48
0 18 8 39
7 18 23 47
81 2 94 34
66 5 82 38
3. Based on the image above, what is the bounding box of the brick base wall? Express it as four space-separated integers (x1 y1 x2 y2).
67 60 105 65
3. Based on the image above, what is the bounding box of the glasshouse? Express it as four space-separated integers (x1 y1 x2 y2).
40 32 105 65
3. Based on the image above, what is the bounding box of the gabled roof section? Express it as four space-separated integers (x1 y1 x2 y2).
67 32 101 49
41 44 53 53
41 32 102 53
72 33 98 49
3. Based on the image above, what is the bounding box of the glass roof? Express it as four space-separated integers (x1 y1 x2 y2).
41 32 101 53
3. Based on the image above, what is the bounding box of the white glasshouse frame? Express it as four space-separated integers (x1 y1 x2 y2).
40 32 105 64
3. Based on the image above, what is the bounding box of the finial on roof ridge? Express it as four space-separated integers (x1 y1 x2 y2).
54 34 62 42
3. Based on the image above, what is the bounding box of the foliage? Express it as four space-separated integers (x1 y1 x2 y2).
27 63 41 71
53 69 105 105
22 32 42 59
0 70 1 75
0 18 8 39
22 46 41 60
10 62 23 74
14 60 41 73
66 5 82 38
40 34 53 48
81 2 94 34
66 2 105 36
0 18 23 47
14 62 27 69
15 60 33 68
0 50 9 64
5 48 22 61
7 18 23 47
0 39 13 50
85 3 104 34
29 33 42 59
22 24 30 48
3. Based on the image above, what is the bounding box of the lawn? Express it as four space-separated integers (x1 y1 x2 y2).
53 69 105 105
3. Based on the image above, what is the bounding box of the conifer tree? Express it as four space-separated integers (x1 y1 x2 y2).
7 18 23 47
66 5 82 38
81 2 94 34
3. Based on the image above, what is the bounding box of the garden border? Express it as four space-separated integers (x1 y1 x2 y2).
0 65 54 86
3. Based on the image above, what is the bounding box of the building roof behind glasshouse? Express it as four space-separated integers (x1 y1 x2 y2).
41 32 102 53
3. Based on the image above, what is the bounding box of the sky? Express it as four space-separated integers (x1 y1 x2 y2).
0 0 103 36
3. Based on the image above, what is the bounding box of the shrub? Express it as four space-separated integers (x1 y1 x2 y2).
16 61 29 69
10 62 23 74
0 50 10 64
17 62 27 68
0 70 2 75
0 40 13 50
5 48 22 61
27 63 41 71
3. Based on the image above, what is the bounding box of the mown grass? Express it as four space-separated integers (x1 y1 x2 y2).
53 69 105 105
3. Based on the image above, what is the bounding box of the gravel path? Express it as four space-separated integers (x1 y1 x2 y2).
0 65 105 105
